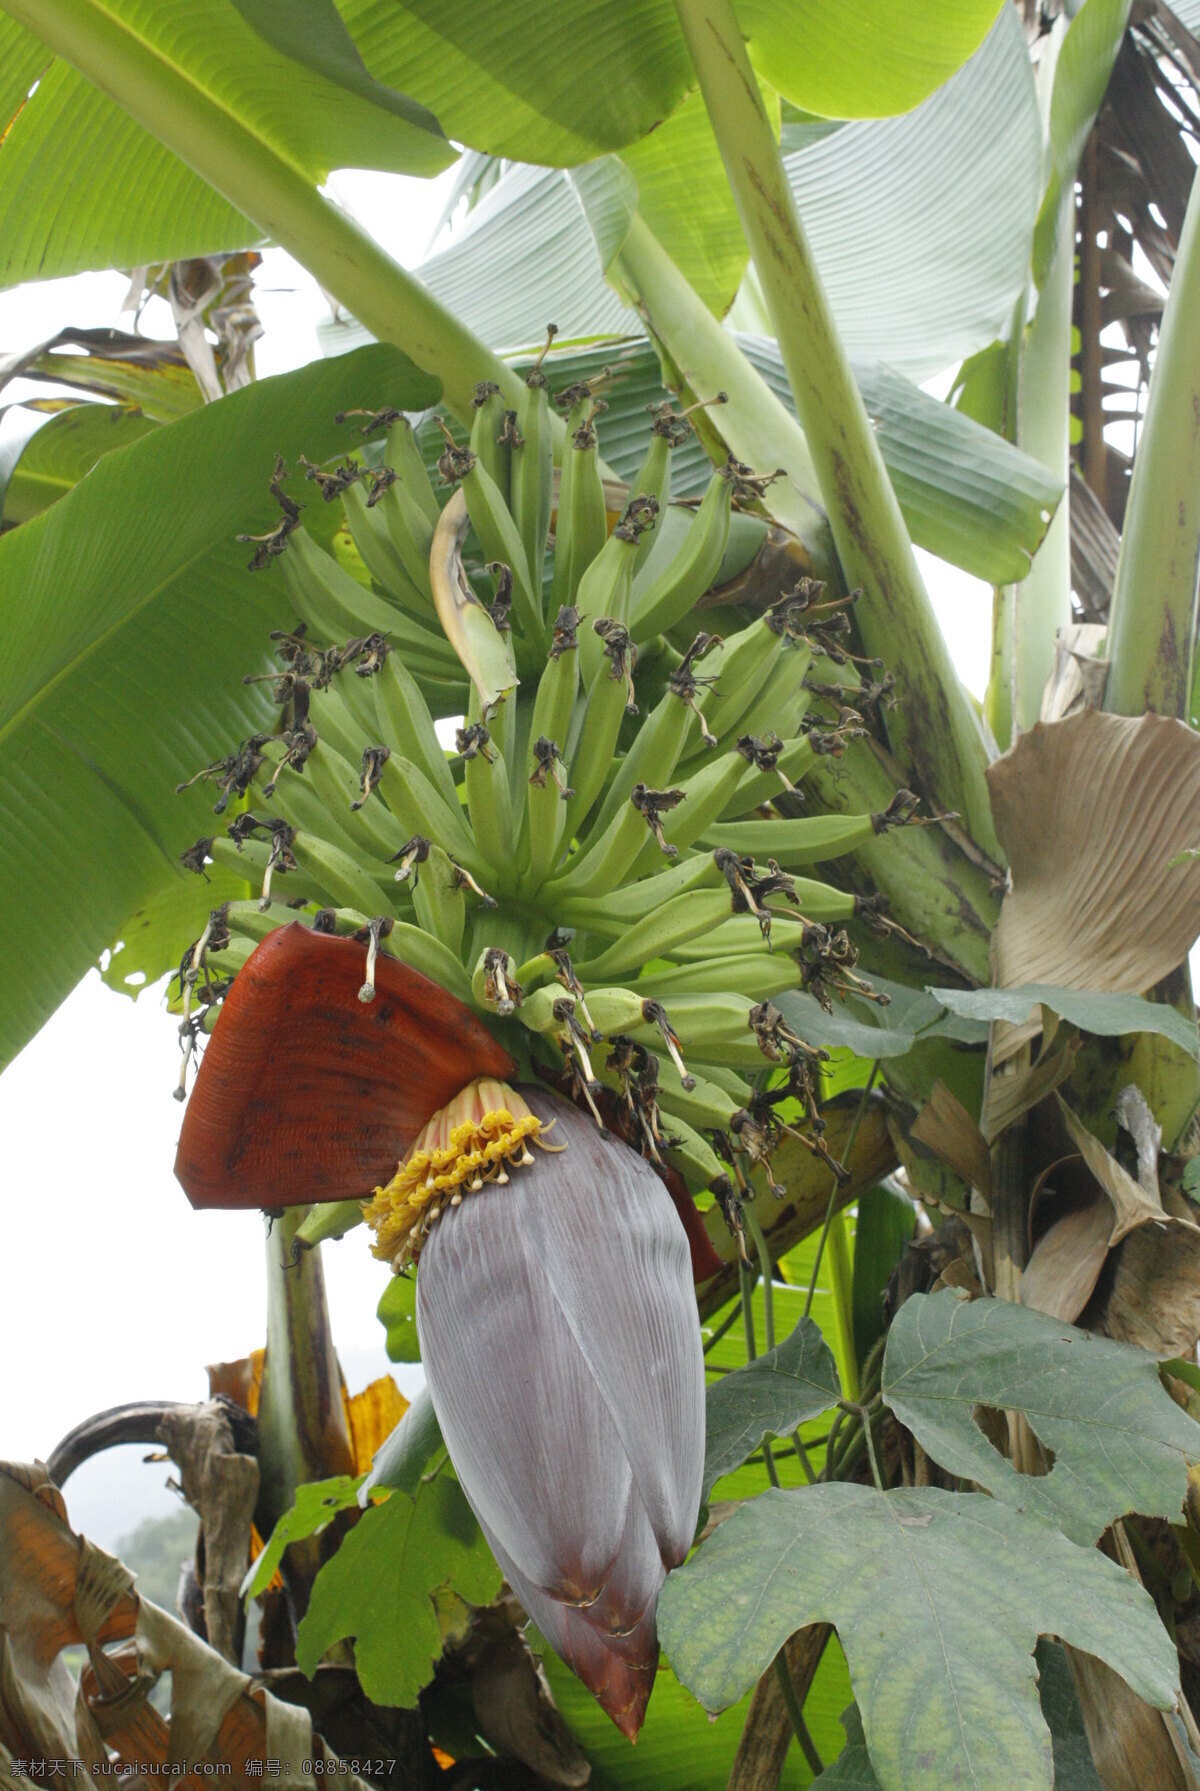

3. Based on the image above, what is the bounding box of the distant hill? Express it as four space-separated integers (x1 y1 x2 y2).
115 1505 198 1612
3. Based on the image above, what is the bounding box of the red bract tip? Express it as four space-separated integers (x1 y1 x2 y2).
415 1089 705 1739
173 923 515 1210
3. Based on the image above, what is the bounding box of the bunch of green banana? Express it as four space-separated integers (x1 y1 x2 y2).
172 353 919 1218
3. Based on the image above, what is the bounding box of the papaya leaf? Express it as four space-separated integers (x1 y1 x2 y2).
703 1316 840 1501
659 1483 1177 1791
882 1292 1200 1544
242 1474 365 1601
929 984 1200 1058
812 1708 880 1789
812 1654 1105 1791
296 1475 502 1708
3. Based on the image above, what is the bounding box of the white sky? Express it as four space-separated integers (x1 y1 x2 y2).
0 167 993 1546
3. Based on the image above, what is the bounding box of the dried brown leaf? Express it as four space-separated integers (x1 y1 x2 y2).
982 1035 1081 1143
344 1377 408 1473
1019 1195 1113 1322
0 1461 381 1786
1056 1095 1194 1245
912 1080 993 1199
207 1349 264 1418
987 711 1200 1062
1104 1224 1200 1357
1066 1639 1200 1789
1038 622 1108 723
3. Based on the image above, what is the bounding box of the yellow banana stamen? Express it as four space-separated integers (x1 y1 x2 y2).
364 1078 562 1270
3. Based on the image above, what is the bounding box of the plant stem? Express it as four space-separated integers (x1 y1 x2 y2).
1010 188 1075 734
739 1257 758 1361
671 0 999 856
611 214 839 579
772 1653 825 1778
737 1228 823 1780
862 1407 887 1495
256 1209 356 1610
6 0 526 423
743 1205 776 1352
824 1208 860 1404
804 1065 879 1321
1105 144 1200 716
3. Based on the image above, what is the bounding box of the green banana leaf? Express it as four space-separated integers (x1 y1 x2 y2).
0 0 450 287
540 1645 853 1789
0 343 439 1072
361 5 1038 381
0 404 158 525
0 0 1003 289
768 0 1040 380
392 163 641 354
741 342 1062 585
620 85 754 318
341 0 1003 171
628 4 1040 366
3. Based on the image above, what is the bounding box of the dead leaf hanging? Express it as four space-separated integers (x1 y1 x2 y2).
986 711 1200 1063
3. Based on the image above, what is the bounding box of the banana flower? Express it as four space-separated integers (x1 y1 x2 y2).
175 922 706 1737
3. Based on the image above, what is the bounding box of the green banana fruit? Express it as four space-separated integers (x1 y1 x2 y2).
169 395 908 1216
469 382 511 502
510 326 557 592
631 467 732 640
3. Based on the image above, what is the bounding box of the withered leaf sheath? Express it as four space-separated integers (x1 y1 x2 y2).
415 1089 704 1740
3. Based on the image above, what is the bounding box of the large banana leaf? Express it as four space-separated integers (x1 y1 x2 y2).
0 404 158 525
342 0 1004 170
0 0 450 287
630 2 1038 338
620 86 751 317
327 6 1039 384
0 0 1004 288
0 343 439 1072
740 341 1062 585
400 164 639 354
737 2 1041 378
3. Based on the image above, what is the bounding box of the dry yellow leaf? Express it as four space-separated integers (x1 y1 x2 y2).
987 711 1200 1063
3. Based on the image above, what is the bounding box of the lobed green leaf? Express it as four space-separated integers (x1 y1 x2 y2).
295 1474 502 1707
883 1292 1200 1545
660 1481 1177 1791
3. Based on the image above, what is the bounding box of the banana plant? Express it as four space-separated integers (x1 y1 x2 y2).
5 1 1200 1786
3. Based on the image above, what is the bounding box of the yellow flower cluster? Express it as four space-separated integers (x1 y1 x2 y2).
364 1079 557 1269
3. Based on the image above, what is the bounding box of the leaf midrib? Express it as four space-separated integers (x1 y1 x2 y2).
38 0 318 187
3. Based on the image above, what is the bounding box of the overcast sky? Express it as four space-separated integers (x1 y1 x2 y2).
0 165 993 1548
